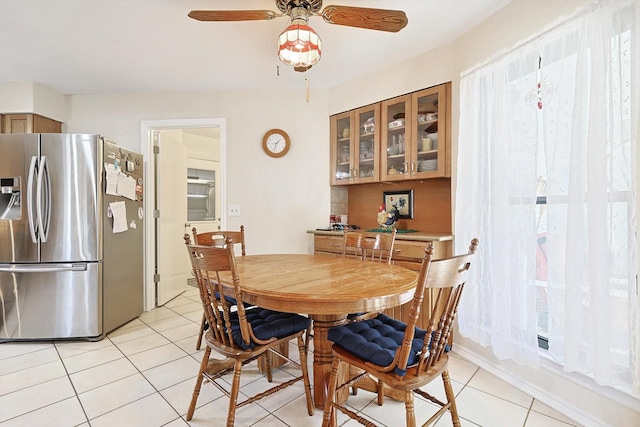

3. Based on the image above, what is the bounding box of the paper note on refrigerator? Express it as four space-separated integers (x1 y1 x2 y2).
109 201 128 233
117 173 137 200
104 163 120 196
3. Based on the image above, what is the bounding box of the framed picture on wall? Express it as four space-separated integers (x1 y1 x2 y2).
383 190 414 219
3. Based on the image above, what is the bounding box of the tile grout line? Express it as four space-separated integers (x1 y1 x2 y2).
0 296 585 427
53 341 93 425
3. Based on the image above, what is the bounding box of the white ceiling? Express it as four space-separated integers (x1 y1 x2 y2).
0 0 511 96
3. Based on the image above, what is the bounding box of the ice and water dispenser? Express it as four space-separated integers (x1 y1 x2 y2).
0 177 21 220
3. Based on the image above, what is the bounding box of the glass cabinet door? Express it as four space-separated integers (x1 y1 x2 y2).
331 111 353 185
411 85 448 178
331 82 450 185
353 104 379 183
381 94 412 181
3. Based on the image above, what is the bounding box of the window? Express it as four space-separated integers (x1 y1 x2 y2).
456 0 638 396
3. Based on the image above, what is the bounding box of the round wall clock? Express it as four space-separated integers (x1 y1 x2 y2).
262 129 291 158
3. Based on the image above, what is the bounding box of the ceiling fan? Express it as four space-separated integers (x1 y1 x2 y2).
188 0 408 72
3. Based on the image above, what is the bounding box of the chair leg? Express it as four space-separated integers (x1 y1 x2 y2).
442 369 461 427
196 312 206 350
265 351 273 382
376 378 384 406
186 346 211 420
297 335 315 416
322 357 341 427
226 359 243 427
404 390 416 427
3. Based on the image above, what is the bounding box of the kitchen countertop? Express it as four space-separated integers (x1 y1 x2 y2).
306 229 453 242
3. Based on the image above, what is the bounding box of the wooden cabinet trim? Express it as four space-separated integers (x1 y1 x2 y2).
1 113 62 134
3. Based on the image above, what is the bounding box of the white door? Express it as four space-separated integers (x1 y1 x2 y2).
155 130 190 305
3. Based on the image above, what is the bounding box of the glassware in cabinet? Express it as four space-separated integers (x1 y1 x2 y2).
330 104 379 185
380 94 412 181
330 111 353 185
411 84 449 178
354 104 379 183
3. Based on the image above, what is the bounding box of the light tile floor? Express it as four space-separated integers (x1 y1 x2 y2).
0 288 583 427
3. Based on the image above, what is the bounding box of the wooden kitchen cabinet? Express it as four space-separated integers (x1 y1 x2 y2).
330 82 450 185
380 83 450 181
1 114 62 134
330 103 380 186
311 231 452 264
308 230 453 330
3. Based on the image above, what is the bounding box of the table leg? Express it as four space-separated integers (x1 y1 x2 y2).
309 314 347 409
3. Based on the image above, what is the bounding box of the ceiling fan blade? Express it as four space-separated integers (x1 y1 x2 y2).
188 10 277 22
321 5 408 32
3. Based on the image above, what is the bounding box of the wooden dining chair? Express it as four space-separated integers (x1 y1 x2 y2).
323 238 479 427
342 229 397 322
342 229 397 264
192 225 246 350
184 237 314 427
192 225 246 255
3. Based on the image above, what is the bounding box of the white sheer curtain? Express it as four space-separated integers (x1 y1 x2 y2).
456 38 542 367
456 0 638 396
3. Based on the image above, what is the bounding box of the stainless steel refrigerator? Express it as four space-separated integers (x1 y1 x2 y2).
0 133 144 340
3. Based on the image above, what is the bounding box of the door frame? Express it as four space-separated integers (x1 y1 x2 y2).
140 118 227 311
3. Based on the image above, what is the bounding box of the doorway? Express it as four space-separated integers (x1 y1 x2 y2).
141 118 226 311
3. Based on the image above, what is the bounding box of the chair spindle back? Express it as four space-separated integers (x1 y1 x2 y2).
184 236 254 349
342 229 397 264
395 238 479 376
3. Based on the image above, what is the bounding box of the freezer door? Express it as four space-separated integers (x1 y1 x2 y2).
39 134 102 262
0 134 40 263
0 262 102 340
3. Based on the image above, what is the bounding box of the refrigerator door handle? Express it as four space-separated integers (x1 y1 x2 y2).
0 263 88 273
27 155 38 243
36 156 51 242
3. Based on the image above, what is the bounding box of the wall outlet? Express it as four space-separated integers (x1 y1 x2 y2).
229 205 240 217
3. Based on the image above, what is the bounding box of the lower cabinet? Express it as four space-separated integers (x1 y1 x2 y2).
310 231 453 330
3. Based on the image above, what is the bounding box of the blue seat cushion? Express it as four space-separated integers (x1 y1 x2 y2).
328 313 449 376
229 308 309 350
213 291 253 308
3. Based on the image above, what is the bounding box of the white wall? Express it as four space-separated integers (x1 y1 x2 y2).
0 82 34 112
66 88 330 255
0 82 69 122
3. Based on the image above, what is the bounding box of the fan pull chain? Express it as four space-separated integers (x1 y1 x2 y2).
305 77 309 103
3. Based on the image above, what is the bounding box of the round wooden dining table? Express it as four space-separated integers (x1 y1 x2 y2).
216 253 419 408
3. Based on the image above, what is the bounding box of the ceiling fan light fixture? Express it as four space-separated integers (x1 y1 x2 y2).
278 22 321 72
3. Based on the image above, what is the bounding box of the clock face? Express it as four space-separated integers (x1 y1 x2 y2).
266 133 286 153
262 129 290 158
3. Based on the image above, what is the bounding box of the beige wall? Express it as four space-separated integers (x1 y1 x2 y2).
65 88 330 255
